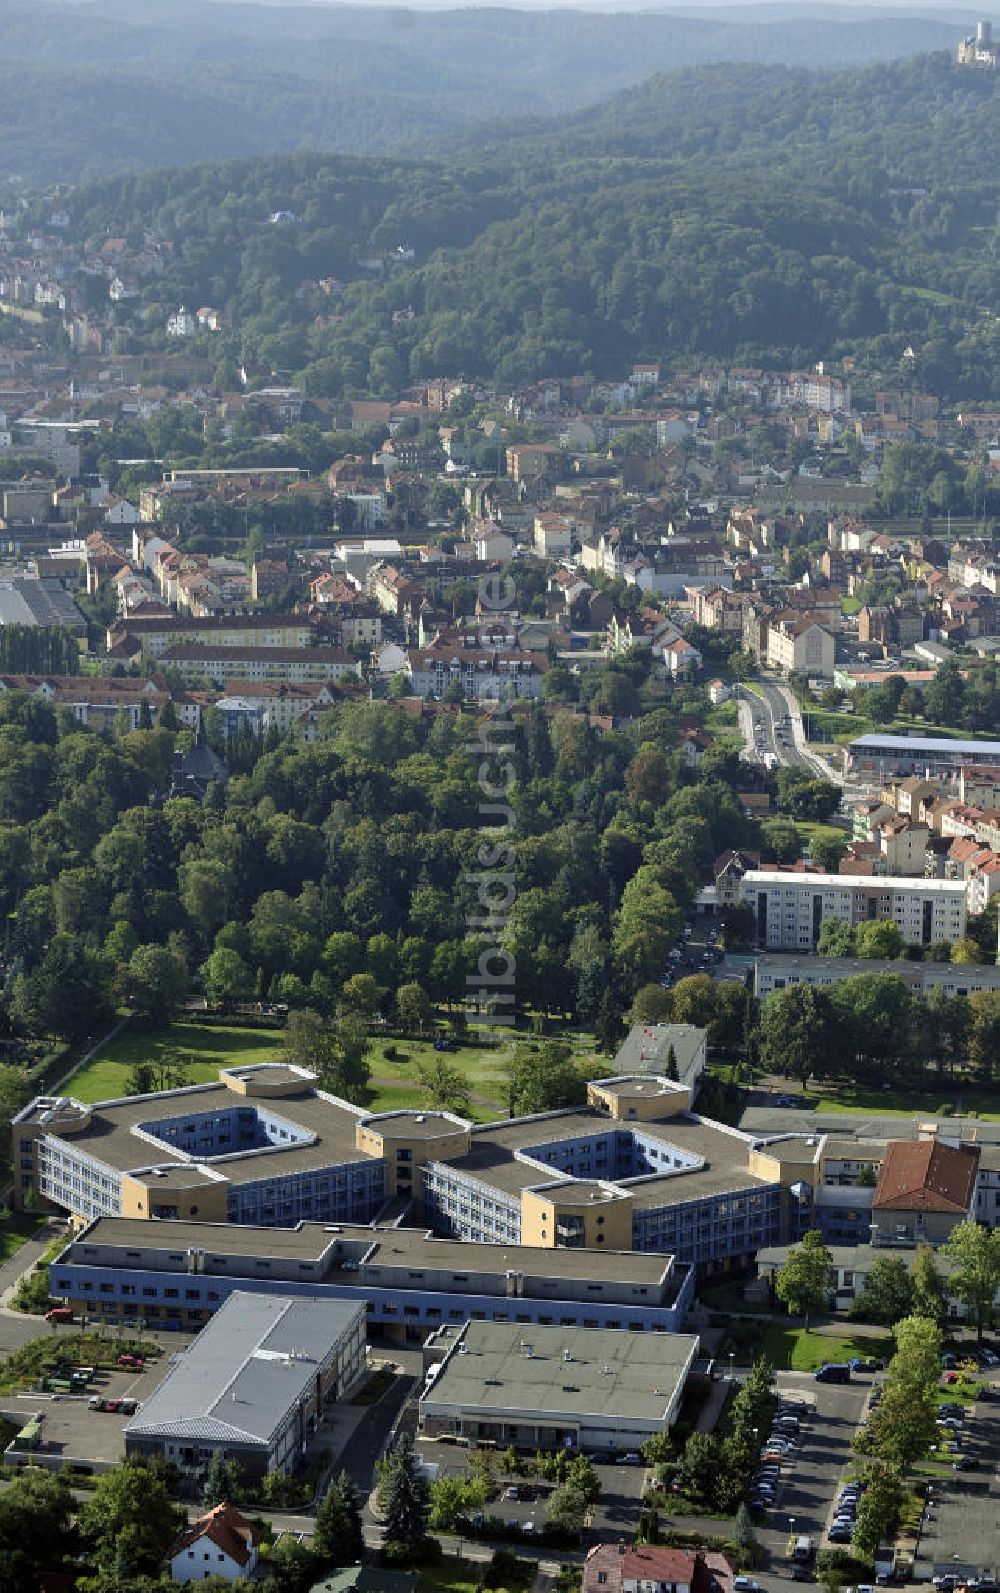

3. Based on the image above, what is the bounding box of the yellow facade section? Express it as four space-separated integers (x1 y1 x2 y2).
120 1174 229 1223
749 1148 819 1192
520 1187 633 1251
587 1079 690 1120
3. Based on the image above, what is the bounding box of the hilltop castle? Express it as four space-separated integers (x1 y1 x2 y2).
958 18 999 66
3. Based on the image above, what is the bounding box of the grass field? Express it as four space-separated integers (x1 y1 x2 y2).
59 1020 598 1122
812 1082 1000 1121
363 1034 598 1121
793 819 851 853
61 1022 284 1101
0 1210 46 1264
755 1324 894 1371
418 1559 533 1593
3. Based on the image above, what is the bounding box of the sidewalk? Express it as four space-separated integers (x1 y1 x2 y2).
0 1216 64 1308
695 1375 733 1434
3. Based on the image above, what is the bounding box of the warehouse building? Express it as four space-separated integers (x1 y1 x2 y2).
123 1290 365 1485
419 1319 699 1453
846 733 1000 781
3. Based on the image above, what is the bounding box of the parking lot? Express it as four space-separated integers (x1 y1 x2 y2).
914 1375 1000 1583
753 1370 871 1585
415 1437 648 1544
0 1350 178 1470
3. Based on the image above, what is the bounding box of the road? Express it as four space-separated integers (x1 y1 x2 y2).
736 679 845 785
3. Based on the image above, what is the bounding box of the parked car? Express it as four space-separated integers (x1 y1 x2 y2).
954 1458 981 1471
815 1363 851 1384
828 1527 853 1544
734 1579 764 1591
617 1452 642 1465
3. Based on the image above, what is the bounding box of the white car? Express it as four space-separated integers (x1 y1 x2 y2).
734 1580 764 1592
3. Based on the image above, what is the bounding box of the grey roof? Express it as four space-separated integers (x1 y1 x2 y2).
741 1106 1000 1148
611 1023 706 1086
125 1291 362 1448
421 1320 699 1423
850 733 1000 756
25 1077 369 1179
64 1215 673 1287
444 1108 765 1205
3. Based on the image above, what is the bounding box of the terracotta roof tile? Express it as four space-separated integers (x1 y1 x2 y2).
872 1139 979 1215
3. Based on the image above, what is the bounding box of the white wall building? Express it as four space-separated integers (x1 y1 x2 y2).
738 870 967 951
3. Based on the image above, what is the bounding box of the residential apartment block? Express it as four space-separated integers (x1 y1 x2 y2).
738 869 967 949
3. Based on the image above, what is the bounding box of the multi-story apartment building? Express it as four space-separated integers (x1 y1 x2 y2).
156 643 360 688
765 616 835 678
107 612 314 661
406 647 545 701
738 869 967 950
745 953 1000 1001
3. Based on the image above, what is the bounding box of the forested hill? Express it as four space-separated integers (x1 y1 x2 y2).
33 55 1000 396
0 0 972 186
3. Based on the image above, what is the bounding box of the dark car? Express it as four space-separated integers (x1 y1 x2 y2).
433 1038 454 1052
828 1527 853 1544
954 1458 981 1471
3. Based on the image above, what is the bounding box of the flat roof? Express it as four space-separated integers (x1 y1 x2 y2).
422 1320 698 1423
124 1291 362 1447
850 734 1000 755
443 1109 768 1207
753 954 1000 982
359 1109 470 1140
29 1080 370 1182
62 1217 674 1288
742 870 965 893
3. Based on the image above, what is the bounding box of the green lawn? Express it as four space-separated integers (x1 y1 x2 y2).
60 1020 597 1123
755 1324 893 1371
802 707 874 745
363 1033 598 1122
418 1559 532 1593
0 1210 47 1264
705 701 739 731
793 819 851 852
61 1021 284 1102
813 1082 1000 1121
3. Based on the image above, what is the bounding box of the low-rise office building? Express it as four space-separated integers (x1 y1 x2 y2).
419 1319 699 1453
49 1215 694 1336
124 1290 365 1484
742 953 1000 1000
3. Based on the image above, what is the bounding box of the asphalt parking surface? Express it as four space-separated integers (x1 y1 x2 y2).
415 1439 648 1545
0 1351 178 1468
914 1380 1000 1579
754 1371 871 1585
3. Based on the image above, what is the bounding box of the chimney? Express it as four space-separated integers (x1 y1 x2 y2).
618 1539 626 1556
